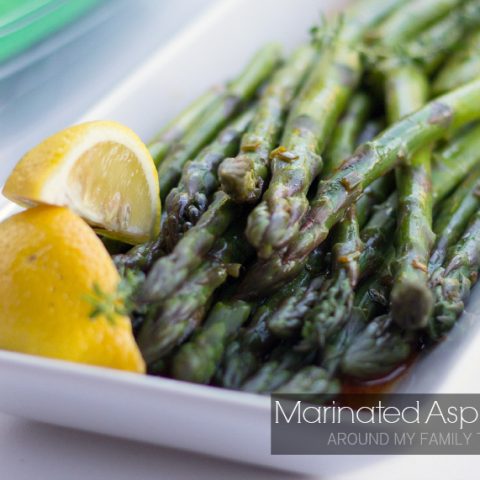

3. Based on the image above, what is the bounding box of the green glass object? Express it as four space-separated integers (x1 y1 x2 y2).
0 0 99 64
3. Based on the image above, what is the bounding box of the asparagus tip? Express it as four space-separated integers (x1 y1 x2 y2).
219 155 259 203
391 280 433 330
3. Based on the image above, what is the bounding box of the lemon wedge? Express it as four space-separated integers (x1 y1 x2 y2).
0 205 145 373
3 121 160 244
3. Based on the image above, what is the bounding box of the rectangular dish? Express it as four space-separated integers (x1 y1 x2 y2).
1 0 479 475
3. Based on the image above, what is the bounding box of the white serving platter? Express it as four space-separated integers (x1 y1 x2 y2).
1 0 480 475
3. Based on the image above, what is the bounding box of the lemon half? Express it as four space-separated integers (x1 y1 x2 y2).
3 121 160 244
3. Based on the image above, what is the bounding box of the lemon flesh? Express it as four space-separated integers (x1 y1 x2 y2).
3 121 160 244
0 205 145 373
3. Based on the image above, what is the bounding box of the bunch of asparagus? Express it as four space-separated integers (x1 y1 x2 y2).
112 0 480 395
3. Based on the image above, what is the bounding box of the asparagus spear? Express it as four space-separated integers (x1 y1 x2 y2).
126 122 415 275
268 99 373 348
265 243 326 338
323 93 371 175
241 79 480 298
157 43 281 200
137 262 228 363
113 235 165 273
358 122 480 281
355 120 393 228
267 275 326 338
217 249 323 388
341 0 410 42
431 123 480 203
434 29 480 95
170 300 252 384
274 366 341 395
137 225 252 363
340 314 413 381
336 182 480 378
139 192 238 304
163 108 254 248
300 207 363 349
356 176 394 228
271 98 369 345
278 251 397 387
370 0 467 46
221 0 405 212
314 121 480 288
429 164 480 271
216 303 280 389
305 83 480 270
320 262 394 376
219 46 316 204
245 24 362 258
241 345 310 394
384 63 429 124
404 0 480 74
358 196 397 280
296 95 371 349
429 210 480 339
148 88 224 166
386 63 434 330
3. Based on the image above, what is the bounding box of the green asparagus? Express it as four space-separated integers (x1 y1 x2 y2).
97 1 480 396
219 45 316 204
320 264 394 376
386 63 434 330
358 197 397 279
216 303 280 389
245 24 362 258
217 249 323 388
323 93 371 175
139 192 238 304
241 80 480 298
113 235 165 273
267 275 326 338
434 29 480 95
301 207 363 349
241 345 311 394
342 0 409 42
429 210 480 339
296 94 370 350
148 88 224 166
340 314 413 381
429 164 480 271
274 366 341 395
157 43 281 200
137 225 252 363
163 108 254 248
403 0 480 73
137 261 228 363
356 176 394 228
264 97 372 353
431 123 480 203
287 259 396 386
358 122 480 281
170 300 252 384
370 0 467 46
355 121 393 228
